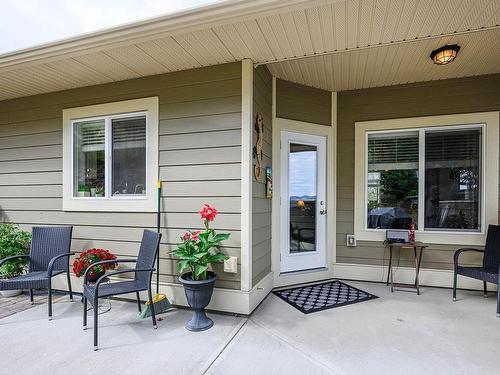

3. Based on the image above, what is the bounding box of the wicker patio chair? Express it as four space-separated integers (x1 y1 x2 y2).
453 224 500 317
82 229 161 351
0 226 74 320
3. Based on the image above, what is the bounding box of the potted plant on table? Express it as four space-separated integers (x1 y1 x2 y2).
73 248 117 282
0 224 31 297
171 204 229 331
77 185 90 197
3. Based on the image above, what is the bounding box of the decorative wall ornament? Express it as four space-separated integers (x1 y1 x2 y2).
266 166 272 199
253 113 265 181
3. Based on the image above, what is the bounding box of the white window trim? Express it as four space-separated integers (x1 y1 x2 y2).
63 97 159 212
354 112 499 246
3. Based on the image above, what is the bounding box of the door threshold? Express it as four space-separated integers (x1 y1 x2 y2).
280 266 328 276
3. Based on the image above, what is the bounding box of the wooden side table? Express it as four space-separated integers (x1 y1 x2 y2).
386 242 427 295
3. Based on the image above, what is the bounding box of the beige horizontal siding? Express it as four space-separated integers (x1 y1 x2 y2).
276 79 331 126
160 163 240 181
0 171 62 185
159 146 241 165
336 73 500 270
252 66 273 286
0 62 242 290
160 113 241 135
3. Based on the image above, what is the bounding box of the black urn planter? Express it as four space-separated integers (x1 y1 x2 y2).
179 271 216 332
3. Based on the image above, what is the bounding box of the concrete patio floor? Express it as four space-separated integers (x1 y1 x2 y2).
1 281 499 375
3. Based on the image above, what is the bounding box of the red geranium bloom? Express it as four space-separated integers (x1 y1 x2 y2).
200 204 218 222
72 248 117 278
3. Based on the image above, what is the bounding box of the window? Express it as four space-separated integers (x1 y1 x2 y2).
366 127 481 232
424 128 481 231
72 114 147 198
63 97 158 212
367 131 419 230
355 112 499 245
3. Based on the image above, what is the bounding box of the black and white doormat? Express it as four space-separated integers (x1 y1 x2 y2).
273 280 378 314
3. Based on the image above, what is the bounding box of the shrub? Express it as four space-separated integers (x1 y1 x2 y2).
0 224 32 278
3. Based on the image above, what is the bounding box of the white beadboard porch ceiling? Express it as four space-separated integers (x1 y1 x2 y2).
0 0 499 100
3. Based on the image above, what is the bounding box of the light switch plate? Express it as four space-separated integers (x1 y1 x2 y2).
346 234 356 247
224 256 238 273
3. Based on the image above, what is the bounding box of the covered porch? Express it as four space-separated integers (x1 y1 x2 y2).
1 3 500 370
1 281 499 375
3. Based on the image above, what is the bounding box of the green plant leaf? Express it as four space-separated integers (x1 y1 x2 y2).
194 265 208 278
193 252 206 259
198 231 211 243
177 259 190 273
213 233 230 242
207 252 229 263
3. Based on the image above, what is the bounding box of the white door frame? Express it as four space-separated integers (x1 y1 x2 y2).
272 112 336 286
280 130 327 273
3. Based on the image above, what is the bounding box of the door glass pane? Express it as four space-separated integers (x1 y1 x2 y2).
73 120 105 197
424 128 481 231
367 131 419 229
289 143 317 253
112 116 147 196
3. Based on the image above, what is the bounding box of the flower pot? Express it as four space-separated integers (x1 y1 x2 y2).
87 271 105 283
0 289 22 297
179 271 216 332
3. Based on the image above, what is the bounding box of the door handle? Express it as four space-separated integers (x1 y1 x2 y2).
320 209 327 215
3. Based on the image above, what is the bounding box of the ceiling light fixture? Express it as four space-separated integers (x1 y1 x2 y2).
430 44 461 65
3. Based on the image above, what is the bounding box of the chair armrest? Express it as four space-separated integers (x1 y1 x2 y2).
83 259 136 284
93 267 155 296
454 248 484 267
0 255 30 268
47 253 75 277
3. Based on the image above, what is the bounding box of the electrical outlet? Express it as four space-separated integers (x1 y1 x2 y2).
346 234 356 247
224 256 238 273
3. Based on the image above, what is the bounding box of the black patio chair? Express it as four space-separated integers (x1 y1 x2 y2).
82 229 162 351
0 226 74 320
453 224 500 317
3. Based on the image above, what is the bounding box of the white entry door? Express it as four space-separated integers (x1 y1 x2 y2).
280 131 327 273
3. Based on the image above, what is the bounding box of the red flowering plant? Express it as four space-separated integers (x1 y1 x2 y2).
73 248 117 279
171 204 229 281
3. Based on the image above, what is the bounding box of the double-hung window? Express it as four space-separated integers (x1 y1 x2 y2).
355 112 499 245
63 97 158 212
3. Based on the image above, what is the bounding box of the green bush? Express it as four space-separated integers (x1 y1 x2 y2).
0 224 31 278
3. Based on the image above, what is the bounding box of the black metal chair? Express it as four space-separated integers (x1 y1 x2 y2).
0 226 74 320
453 224 500 317
82 229 162 350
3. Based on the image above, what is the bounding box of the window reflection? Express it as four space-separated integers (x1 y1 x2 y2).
424 128 481 231
289 143 317 253
112 116 147 196
367 132 419 229
73 120 105 198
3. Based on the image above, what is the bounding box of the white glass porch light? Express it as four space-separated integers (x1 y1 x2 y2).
430 44 460 65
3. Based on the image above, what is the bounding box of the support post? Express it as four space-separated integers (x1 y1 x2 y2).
240 59 254 292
